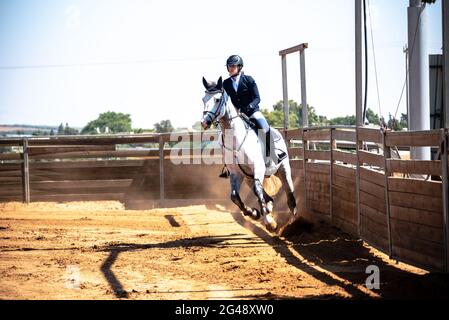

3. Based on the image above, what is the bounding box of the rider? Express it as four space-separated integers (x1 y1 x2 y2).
223 54 287 165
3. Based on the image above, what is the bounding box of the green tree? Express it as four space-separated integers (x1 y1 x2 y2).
133 128 154 133
262 100 328 128
32 130 47 136
63 122 79 135
261 108 296 128
327 108 380 126
154 120 174 133
81 111 132 134
329 115 356 125
385 113 407 131
57 123 64 135
365 108 381 125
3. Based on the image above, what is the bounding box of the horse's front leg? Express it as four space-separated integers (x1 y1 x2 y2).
230 173 260 220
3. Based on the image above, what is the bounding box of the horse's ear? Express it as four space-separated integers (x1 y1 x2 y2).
216 76 223 90
202 77 209 90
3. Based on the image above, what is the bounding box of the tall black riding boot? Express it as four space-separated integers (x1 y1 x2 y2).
265 129 287 165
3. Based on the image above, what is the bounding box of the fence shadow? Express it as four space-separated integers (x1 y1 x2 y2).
97 234 262 299
228 209 449 299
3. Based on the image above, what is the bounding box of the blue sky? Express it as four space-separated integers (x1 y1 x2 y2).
0 0 443 129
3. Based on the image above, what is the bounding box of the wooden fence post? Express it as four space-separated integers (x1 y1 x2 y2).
441 129 449 272
22 138 30 204
329 128 334 222
159 135 165 204
382 129 393 258
355 128 361 236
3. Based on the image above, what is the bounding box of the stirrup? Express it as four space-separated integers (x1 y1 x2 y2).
219 165 230 178
267 151 287 166
277 151 287 162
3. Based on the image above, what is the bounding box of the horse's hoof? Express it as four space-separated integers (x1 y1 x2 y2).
266 201 274 213
263 214 277 232
243 207 253 217
251 208 261 220
243 207 260 220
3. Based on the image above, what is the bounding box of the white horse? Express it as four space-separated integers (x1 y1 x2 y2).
201 76 298 233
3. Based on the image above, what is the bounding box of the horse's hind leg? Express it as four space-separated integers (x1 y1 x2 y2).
252 173 277 232
230 173 260 220
275 161 298 217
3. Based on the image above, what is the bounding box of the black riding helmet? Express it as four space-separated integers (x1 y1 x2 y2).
226 55 244 68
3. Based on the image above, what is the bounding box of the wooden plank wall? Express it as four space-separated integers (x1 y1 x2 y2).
0 134 230 203
0 141 23 202
332 128 358 236
357 128 390 253
0 162 23 201
384 130 446 271
303 129 331 220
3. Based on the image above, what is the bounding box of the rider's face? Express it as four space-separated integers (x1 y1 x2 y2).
227 65 239 76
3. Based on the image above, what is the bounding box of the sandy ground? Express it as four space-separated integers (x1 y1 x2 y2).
0 201 448 300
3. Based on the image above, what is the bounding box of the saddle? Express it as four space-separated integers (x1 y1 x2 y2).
239 113 286 161
218 114 287 179
239 113 257 131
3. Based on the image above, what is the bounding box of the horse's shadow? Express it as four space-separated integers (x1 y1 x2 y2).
113 198 449 299
219 204 449 299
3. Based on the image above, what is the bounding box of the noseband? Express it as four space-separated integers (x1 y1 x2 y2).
203 90 227 125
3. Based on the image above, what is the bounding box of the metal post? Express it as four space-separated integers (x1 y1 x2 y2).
408 0 430 159
355 0 363 128
355 0 363 236
300 49 309 127
442 0 449 270
443 0 449 128
159 135 165 203
279 43 308 129
302 129 308 212
404 45 410 128
441 129 449 272
22 138 30 204
281 55 289 130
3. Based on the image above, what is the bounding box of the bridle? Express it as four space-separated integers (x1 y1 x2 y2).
203 87 255 178
203 90 225 127
203 88 252 152
202 90 239 127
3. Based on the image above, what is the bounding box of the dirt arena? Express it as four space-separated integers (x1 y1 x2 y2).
0 201 448 300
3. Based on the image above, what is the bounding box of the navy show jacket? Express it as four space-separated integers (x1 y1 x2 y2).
223 73 261 117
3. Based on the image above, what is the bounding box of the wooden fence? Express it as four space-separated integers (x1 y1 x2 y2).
0 127 448 272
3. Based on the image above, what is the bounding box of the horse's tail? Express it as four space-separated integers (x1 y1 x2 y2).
263 175 282 196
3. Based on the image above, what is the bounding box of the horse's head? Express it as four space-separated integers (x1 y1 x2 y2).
201 76 226 130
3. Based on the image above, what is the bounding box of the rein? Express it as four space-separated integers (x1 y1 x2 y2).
220 121 251 153
204 89 255 179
